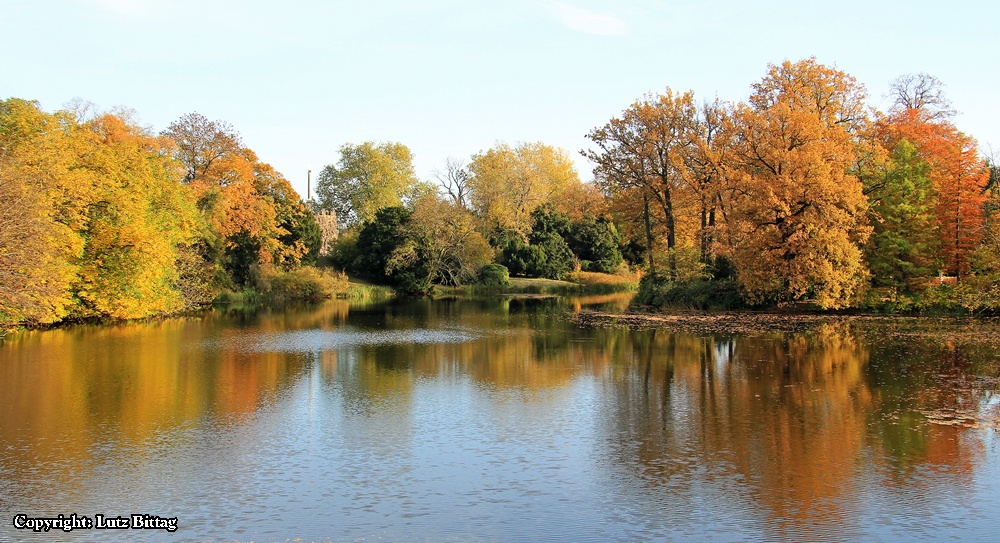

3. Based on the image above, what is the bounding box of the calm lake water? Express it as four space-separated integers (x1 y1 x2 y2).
1 295 998 542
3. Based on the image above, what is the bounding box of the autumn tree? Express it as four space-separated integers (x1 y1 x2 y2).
251 158 320 268
0 99 81 324
864 140 939 290
558 179 607 222
161 112 242 183
389 194 493 288
73 113 200 318
727 59 872 308
880 76 989 278
316 141 419 228
1 99 204 323
684 98 736 264
161 114 313 288
467 142 579 236
585 89 699 278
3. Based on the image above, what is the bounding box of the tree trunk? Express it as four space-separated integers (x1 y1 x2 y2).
700 202 708 264
657 187 676 279
707 204 716 264
643 194 656 277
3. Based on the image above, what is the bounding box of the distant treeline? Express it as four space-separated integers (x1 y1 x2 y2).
317 139 627 294
4 57 1000 327
316 60 1000 312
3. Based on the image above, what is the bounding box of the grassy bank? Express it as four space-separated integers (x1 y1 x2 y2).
214 267 395 307
435 271 640 297
341 278 396 300
564 270 641 292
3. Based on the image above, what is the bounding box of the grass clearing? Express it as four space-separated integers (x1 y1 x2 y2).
565 270 640 291
435 273 640 297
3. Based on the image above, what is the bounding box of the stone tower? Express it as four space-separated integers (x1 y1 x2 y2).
314 208 338 256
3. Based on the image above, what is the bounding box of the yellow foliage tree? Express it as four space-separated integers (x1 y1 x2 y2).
0 99 82 324
467 142 580 236
72 113 200 319
0 99 202 323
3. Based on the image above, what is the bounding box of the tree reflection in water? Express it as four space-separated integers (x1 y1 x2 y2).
1 299 997 541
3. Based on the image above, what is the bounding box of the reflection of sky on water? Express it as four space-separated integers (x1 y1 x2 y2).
208 326 496 354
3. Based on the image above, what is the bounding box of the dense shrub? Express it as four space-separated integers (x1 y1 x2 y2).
566 216 623 273
635 275 745 310
478 264 511 287
497 233 544 276
532 233 574 279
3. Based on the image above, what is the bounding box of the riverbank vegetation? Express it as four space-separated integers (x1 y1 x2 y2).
319 141 630 296
3 58 999 329
585 61 998 314
0 101 336 329
316 60 998 314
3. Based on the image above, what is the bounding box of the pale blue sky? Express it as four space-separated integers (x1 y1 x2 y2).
3 0 997 198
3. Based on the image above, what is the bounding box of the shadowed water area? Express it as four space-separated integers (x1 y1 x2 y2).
1 295 998 542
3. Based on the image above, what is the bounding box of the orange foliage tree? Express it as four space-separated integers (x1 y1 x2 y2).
725 59 872 308
162 113 315 288
879 107 988 278
586 89 700 278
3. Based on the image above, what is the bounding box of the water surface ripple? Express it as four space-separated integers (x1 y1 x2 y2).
1 297 998 542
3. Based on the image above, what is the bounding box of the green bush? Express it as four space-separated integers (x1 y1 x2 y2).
495 232 537 277
567 216 623 273
635 275 745 310
533 233 574 279
478 264 511 287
